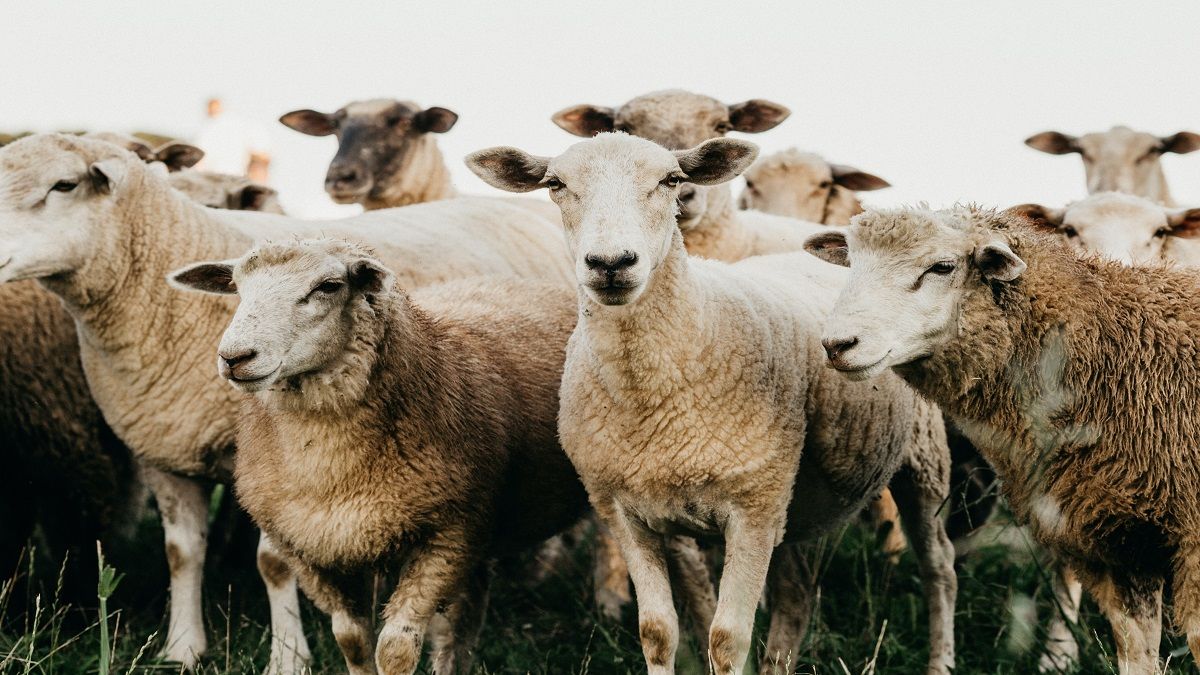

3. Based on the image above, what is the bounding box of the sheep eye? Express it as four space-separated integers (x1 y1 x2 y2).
1062 225 1079 238
661 174 684 188
313 280 344 295
714 121 732 133
1154 227 1170 238
819 180 833 189
544 177 564 190
386 116 403 127
51 180 78 193
926 261 956 276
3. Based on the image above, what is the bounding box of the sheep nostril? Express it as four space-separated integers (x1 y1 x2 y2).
584 252 639 275
221 349 257 370
821 337 859 361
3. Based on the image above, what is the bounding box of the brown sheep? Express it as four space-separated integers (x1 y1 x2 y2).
808 205 1200 674
171 239 590 675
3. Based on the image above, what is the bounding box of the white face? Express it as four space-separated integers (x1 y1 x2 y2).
739 156 834 221
545 138 686 306
1075 128 1165 195
172 242 390 392
465 133 759 307
0 135 132 284
807 208 1025 381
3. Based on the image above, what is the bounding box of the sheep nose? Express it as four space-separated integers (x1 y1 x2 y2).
327 165 363 187
821 336 859 361
220 348 257 371
585 251 639 275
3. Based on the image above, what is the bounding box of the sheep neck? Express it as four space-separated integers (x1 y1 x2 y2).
577 228 706 401
682 184 754 261
363 135 456 210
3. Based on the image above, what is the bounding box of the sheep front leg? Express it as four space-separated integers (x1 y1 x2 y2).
758 542 815 675
256 533 312 674
596 519 634 619
292 564 376 675
428 562 491 675
1039 564 1083 673
1171 542 1200 668
142 466 209 668
890 465 957 675
376 531 476 675
601 501 679 675
1077 567 1162 675
709 512 777 675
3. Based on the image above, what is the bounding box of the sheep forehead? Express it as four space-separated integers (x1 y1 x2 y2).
1076 126 1159 158
1064 192 1166 231
615 90 726 149
851 206 986 261
82 131 146 153
342 98 419 120
0 134 124 199
169 171 238 200
237 239 371 286
551 133 678 186
747 149 829 182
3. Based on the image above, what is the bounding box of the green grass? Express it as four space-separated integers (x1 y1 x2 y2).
0 512 1191 674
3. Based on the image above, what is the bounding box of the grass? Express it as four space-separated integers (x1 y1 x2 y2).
0 507 1191 674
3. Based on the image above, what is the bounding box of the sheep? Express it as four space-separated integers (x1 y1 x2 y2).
737 148 891 224
0 133 573 672
806 204 1200 674
1025 126 1200 204
467 132 957 675
169 237 590 675
1009 191 1200 267
84 131 205 172
168 170 285 214
280 99 459 208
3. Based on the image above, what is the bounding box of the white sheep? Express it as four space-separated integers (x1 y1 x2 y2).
0 133 572 673
1025 126 1200 204
738 148 891 224
468 132 956 675
807 204 1200 675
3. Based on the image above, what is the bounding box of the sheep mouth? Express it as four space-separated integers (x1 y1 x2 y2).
585 280 643 306
829 352 891 380
226 364 282 388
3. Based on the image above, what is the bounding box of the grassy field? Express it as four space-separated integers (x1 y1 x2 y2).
0 503 1190 675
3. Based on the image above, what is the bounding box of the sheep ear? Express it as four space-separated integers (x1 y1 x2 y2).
975 240 1026 282
1161 131 1200 155
1167 207 1200 239
348 258 393 294
727 99 790 133
1005 203 1064 232
1025 131 1079 155
464 147 550 193
168 261 238 294
232 184 277 211
803 230 850 267
126 140 156 162
674 139 759 186
551 104 615 137
279 109 337 136
414 107 459 134
89 158 127 195
829 164 890 191
154 143 205 172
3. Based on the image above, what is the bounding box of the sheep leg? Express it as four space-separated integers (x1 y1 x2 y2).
1171 543 1200 667
757 542 815 675
869 489 907 564
709 512 777 675
666 536 716 656
890 465 957 675
256 533 312 674
601 500 679 675
376 531 475 675
1077 567 1161 675
428 562 491 675
142 466 209 668
292 563 376 675
1038 564 1083 673
596 519 634 620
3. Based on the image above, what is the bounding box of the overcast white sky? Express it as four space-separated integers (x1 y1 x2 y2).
3 0 1199 218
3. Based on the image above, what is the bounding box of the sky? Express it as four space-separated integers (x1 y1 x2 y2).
3 0 1199 218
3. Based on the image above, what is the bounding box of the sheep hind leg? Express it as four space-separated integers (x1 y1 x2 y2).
292 564 376 675
870 489 907 564
257 533 312 675
666 536 716 657
890 464 957 675
1038 564 1082 673
428 562 491 675
595 518 633 620
757 542 816 675
1077 567 1161 675
142 466 209 669
1169 543 1200 670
